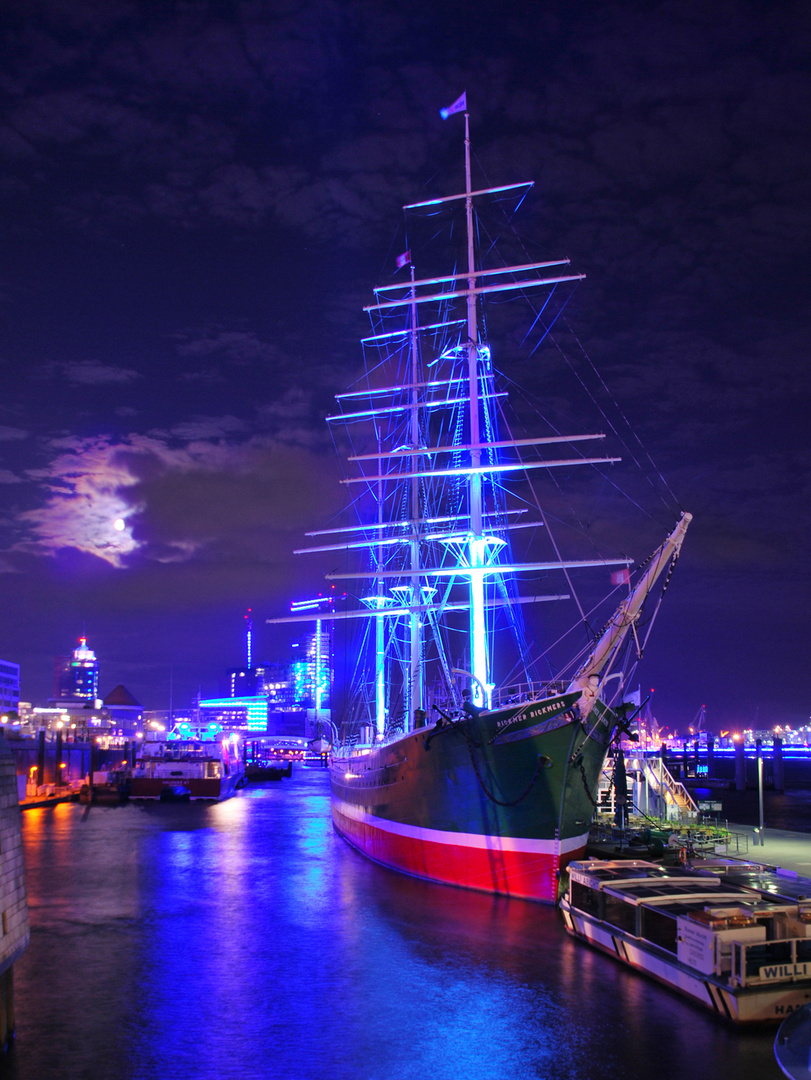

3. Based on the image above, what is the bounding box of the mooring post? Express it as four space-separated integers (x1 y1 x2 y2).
54 731 63 788
735 739 746 791
89 738 99 791
36 730 45 789
774 736 785 793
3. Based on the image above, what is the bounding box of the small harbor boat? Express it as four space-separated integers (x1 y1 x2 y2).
130 737 245 801
560 859 811 1023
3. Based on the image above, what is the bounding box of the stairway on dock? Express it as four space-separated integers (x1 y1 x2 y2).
600 754 698 822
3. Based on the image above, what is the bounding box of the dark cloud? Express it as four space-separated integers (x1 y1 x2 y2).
60 360 141 384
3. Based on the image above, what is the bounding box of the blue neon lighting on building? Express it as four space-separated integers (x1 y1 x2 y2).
198 696 268 731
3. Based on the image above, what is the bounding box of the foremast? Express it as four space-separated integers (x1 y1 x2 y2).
566 511 693 720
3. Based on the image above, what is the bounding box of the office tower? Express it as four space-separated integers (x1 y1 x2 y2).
53 637 99 702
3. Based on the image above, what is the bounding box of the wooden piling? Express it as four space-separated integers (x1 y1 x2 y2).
36 729 45 788
774 737 785 793
735 740 746 791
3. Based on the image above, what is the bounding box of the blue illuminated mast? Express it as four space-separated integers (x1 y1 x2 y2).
406 263 424 726
462 106 487 707
269 98 640 740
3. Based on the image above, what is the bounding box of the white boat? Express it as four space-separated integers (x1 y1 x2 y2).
560 859 811 1023
129 737 245 800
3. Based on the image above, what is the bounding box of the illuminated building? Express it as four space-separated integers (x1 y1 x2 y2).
290 619 332 716
267 598 333 711
227 667 258 697
0 661 19 713
255 663 296 704
52 637 99 704
207 604 333 741
26 705 113 739
197 695 269 732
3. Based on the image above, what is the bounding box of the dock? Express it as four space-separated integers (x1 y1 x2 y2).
19 791 76 810
726 822 811 881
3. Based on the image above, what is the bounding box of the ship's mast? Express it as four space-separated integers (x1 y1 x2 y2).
462 109 489 709
272 103 648 739
375 434 387 736
408 265 423 726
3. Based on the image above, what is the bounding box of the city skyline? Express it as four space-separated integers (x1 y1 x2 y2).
0 1 808 729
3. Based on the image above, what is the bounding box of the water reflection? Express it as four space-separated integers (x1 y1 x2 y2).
7 770 784 1080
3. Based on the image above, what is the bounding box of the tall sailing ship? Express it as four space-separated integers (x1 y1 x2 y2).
271 96 691 903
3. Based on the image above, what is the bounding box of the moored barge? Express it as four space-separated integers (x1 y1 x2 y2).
560 859 811 1023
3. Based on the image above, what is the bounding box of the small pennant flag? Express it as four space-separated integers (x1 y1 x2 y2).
396 250 411 269
439 92 467 120
611 568 631 587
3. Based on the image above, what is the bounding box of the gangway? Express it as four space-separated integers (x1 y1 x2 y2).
599 754 698 822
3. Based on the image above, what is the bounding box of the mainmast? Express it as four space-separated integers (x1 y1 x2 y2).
408 263 423 726
462 108 489 709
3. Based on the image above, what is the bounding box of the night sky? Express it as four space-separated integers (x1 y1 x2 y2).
0 0 808 731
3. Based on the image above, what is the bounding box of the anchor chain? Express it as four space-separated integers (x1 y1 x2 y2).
576 755 599 809
429 710 553 807
464 732 551 807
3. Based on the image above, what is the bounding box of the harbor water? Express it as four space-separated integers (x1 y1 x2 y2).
5 769 795 1080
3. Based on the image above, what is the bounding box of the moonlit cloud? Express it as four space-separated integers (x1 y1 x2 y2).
21 438 143 567
15 427 341 570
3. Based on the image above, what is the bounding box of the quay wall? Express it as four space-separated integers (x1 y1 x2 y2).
661 748 811 788
0 738 29 1050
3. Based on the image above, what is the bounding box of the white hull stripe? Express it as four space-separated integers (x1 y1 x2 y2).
332 796 587 856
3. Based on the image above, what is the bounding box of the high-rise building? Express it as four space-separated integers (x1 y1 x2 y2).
290 624 332 713
53 637 99 703
226 667 258 697
0 661 19 714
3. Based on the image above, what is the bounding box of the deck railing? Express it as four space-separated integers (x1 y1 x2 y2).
490 681 566 709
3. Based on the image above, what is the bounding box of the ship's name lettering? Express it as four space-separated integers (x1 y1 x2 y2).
496 701 564 732
760 962 810 981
